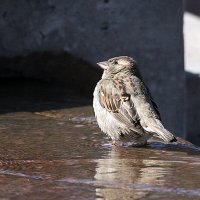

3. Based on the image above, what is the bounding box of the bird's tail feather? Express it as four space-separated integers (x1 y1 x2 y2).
144 119 177 143
151 126 177 143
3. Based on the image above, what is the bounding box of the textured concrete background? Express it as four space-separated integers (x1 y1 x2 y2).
184 0 200 145
0 0 184 136
186 72 200 145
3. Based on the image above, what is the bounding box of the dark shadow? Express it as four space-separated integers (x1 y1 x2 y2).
109 142 200 156
185 0 200 16
146 142 200 156
186 71 200 146
107 138 200 156
0 78 91 114
0 52 102 114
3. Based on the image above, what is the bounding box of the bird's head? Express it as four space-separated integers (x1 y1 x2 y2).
97 56 139 78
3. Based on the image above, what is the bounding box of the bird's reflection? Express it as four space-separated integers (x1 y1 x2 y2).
94 147 170 200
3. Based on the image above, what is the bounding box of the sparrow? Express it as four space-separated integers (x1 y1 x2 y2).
93 56 177 146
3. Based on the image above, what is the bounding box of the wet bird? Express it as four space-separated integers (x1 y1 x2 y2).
93 56 177 146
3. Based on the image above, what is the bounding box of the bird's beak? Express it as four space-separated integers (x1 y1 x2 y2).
97 61 108 70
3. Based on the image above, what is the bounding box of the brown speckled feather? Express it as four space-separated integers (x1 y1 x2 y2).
98 78 145 136
99 79 121 113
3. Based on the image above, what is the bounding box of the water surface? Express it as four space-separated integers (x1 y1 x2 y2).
0 80 199 200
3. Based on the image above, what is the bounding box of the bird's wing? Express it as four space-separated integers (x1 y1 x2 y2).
98 79 145 136
128 79 176 143
98 79 121 113
144 83 161 120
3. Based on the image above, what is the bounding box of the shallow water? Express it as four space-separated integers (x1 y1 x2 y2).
0 80 200 200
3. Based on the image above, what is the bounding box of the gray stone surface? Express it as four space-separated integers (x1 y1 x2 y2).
184 11 200 144
186 72 200 145
0 0 184 136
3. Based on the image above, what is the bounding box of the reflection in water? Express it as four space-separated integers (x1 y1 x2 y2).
95 148 170 200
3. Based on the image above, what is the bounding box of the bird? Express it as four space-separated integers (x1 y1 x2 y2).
93 56 177 146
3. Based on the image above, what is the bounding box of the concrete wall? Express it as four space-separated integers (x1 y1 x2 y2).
184 0 200 145
0 0 184 136
186 72 200 145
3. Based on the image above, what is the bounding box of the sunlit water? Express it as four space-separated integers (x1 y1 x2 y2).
0 80 199 200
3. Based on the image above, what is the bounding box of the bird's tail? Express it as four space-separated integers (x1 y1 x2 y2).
151 125 177 143
144 119 177 143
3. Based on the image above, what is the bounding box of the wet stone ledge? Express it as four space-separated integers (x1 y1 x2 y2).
0 79 199 199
